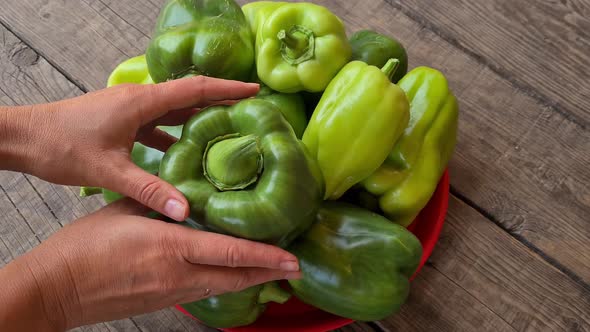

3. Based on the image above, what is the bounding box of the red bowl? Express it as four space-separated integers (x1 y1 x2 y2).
176 170 450 332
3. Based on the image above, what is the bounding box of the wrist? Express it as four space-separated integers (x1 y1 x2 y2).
0 253 66 332
0 105 42 173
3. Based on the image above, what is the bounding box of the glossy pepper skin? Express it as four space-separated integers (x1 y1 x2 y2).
159 98 322 248
302 59 410 200
362 67 459 227
242 1 351 93
181 282 290 328
146 0 254 83
79 55 182 204
349 30 408 83
255 84 307 138
287 202 423 321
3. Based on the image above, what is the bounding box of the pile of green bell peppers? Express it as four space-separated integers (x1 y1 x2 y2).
81 0 460 328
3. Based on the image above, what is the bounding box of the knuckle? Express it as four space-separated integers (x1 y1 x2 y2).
224 244 242 268
134 177 162 206
229 274 250 292
192 76 208 97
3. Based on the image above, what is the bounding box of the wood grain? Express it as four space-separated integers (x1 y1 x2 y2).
417 197 589 331
388 0 590 125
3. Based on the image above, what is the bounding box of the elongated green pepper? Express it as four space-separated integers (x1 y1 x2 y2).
243 1 351 93
288 202 422 321
146 0 254 83
181 282 290 328
159 98 322 248
302 59 410 200
362 66 459 226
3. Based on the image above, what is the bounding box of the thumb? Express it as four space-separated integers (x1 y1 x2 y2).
105 161 190 222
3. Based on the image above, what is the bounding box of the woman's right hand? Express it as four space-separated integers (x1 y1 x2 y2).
0 199 301 331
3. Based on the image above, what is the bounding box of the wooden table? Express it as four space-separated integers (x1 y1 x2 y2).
1 0 589 331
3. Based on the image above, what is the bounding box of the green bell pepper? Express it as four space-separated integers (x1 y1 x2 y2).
242 1 351 93
180 282 290 328
146 0 254 83
349 30 408 83
287 202 422 321
362 66 459 227
255 84 307 138
159 98 322 248
302 59 410 200
79 55 182 204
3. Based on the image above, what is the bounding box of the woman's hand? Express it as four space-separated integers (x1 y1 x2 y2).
0 76 260 221
0 199 300 332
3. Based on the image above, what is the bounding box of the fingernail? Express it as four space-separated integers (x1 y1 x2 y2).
284 271 302 280
164 199 186 221
280 261 299 272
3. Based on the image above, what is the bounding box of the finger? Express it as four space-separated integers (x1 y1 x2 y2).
95 197 152 217
138 128 178 152
174 228 300 271
204 99 242 107
136 76 259 125
185 265 301 300
104 160 190 222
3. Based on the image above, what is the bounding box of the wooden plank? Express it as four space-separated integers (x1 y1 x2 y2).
0 23 80 104
387 0 590 124
379 197 590 331
378 265 515 332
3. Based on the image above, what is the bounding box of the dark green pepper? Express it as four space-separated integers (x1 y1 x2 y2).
159 98 322 248
146 0 254 83
256 84 307 138
180 282 290 328
287 202 422 321
349 30 408 83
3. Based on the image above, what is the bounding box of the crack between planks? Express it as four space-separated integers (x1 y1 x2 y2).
0 20 88 93
0 184 43 245
129 318 145 332
0 235 14 261
23 174 63 227
364 321 387 332
449 187 590 293
383 0 589 131
80 0 144 56
0 85 18 105
429 264 519 331
96 0 151 39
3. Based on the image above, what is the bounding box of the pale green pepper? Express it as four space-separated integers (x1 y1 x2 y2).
362 66 459 226
302 59 410 200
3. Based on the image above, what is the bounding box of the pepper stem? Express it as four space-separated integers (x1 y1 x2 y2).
203 134 264 191
381 58 400 81
258 282 291 304
277 25 315 65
